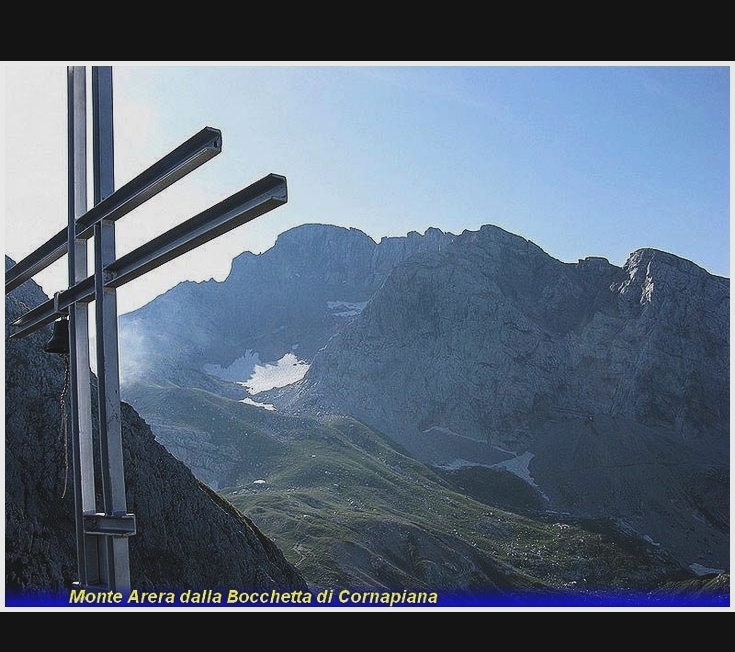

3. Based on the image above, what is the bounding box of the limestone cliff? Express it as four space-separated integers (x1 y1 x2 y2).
282 225 729 572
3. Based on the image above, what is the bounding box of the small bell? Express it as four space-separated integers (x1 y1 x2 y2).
45 317 70 355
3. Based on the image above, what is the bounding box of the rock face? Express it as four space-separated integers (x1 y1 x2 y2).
5 257 308 600
283 225 729 572
291 226 728 444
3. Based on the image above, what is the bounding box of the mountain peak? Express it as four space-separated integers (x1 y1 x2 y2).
274 223 375 249
624 247 716 278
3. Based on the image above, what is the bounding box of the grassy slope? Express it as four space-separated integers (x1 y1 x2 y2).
219 416 689 595
126 384 724 604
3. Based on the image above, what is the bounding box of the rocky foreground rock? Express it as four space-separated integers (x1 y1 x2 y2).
5 257 307 600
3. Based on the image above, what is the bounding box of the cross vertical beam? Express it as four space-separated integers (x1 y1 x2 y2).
67 65 99 589
92 66 131 591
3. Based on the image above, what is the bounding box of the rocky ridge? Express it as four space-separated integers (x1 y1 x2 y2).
112 223 728 581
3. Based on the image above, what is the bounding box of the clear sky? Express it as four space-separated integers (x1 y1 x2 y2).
3 62 731 315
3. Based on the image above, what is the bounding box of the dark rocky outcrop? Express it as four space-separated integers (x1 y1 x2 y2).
5 256 307 601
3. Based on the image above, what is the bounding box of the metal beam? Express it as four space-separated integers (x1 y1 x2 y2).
9 174 287 338
92 65 131 593
10 276 94 339
66 64 99 589
4 230 68 295
107 173 287 288
5 126 222 294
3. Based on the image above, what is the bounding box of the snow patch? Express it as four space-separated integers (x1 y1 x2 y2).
327 300 368 317
689 563 724 576
491 451 549 500
240 397 276 411
205 350 309 394
242 353 310 394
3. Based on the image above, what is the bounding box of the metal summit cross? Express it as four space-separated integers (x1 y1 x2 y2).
6 66 288 593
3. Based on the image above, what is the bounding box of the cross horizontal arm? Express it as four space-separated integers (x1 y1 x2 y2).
5 229 68 295
9 173 287 340
79 126 222 238
5 127 222 294
107 173 287 287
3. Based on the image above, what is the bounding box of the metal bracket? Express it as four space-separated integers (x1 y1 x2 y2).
83 513 137 537
53 291 64 317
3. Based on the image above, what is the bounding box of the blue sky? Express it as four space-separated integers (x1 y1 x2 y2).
4 63 731 314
